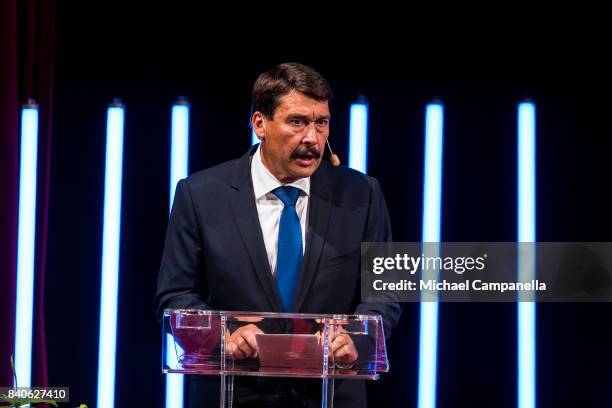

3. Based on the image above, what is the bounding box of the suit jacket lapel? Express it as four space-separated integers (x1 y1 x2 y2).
228 147 283 312
292 166 333 312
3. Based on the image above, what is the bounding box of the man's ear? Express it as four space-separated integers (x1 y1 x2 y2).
252 111 265 140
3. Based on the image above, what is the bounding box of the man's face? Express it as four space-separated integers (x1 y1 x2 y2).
254 91 330 183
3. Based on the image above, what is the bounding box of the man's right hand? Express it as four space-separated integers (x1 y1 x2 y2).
225 324 263 359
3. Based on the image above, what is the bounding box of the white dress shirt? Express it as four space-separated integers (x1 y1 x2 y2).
251 145 309 276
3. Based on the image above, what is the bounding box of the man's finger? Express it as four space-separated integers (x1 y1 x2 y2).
331 334 350 353
335 344 351 358
227 341 247 359
234 334 256 357
241 329 260 355
335 343 358 363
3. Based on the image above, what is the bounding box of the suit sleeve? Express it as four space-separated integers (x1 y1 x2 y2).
155 179 212 323
353 177 402 340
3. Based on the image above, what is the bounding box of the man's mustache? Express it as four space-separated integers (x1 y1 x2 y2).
291 145 321 159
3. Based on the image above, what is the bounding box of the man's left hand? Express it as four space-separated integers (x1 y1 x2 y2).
331 332 358 365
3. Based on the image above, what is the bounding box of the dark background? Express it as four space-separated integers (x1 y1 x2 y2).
40 4 612 408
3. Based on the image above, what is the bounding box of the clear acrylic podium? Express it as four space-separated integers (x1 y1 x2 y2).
162 309 389 408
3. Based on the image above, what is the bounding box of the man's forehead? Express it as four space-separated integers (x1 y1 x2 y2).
277 91 329 114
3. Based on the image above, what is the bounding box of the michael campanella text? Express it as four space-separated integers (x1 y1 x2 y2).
373 279 547 293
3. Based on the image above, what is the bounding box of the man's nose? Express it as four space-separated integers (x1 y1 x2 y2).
302 122 318 144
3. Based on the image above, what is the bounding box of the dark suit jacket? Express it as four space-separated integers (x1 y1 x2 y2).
155 145 401 407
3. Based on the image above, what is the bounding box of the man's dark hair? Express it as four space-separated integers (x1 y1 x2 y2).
252 62 333 120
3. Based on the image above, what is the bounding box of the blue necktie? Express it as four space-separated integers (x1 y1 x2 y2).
273 186 303 312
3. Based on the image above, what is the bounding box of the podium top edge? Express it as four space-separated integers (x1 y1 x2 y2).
163 308 381 321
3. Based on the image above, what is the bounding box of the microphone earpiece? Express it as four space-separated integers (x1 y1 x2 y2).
326 139 340 167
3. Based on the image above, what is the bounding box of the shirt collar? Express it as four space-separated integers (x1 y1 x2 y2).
251 144 310 200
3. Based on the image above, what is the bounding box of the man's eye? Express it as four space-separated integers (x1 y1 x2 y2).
290 119 305 126
316 119 329 126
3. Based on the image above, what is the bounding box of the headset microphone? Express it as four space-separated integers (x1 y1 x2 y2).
326 139 340 167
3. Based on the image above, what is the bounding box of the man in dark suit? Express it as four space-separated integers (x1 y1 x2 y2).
155 62 400 407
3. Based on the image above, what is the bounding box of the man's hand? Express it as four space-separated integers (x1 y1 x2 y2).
225 324 263 359
331 332 358 365
316 320 359 366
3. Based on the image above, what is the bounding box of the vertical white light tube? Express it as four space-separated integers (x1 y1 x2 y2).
517 101 536 408
96 100 125 408
165 100 190 408
417 103 445 408
348 101 369 173
14 102 39 388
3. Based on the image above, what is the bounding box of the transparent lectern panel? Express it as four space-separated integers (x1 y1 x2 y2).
162 309 222 375
222 312 388 380
328 314 389 378
224 313 327 378
162 310 388 380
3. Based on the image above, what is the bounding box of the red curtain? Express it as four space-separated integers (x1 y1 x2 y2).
0 0 56 391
